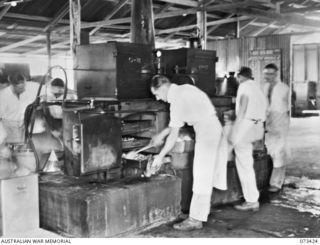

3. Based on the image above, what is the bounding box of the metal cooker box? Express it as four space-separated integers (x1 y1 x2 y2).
74 42 154 100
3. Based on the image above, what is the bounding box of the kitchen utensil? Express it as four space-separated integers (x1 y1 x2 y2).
124 143 153 160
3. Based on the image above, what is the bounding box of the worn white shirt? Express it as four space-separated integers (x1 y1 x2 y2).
167 84 216 128
236 79 267 121
264 81 289 113
0 82 39 122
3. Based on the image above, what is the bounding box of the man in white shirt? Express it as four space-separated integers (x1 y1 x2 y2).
43 78 77 120
148 75 228 231
0 73 39 143
263 63 290 192
229 67 267 211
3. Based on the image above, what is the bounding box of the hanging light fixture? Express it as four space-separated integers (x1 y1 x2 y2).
3 0 27 7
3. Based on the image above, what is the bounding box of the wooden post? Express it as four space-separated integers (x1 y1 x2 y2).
130 0 155 48
69 0 81 58
46 31 52 74
197 1 207 49
236 18 240 38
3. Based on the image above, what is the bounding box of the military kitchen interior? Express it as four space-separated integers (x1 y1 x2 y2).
0 0 320 239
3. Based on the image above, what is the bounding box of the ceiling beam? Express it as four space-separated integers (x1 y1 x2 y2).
28 39 70 54
207 14 233 34
239 17 258 31
43 2 69 32
282 5 320 13
0 35 44 52
154 3 174 26
54 1 257 32
205 1 257 12
157 0 198 7
0 4 10 21
90 0 128 36
251 21 277 36
272 23 291 34
226 7 320 29
157 16 250 34
207 13 221 19
163 16 196 41
5 12 71 24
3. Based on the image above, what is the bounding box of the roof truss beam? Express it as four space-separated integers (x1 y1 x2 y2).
239 17 258 31
90 0 128 35
54 1 257 32
156 0 198 7
224 7 320 29
207 13 233 34
251 20 277 36
157 16 250 34
0 35 44 52
43 1 69 32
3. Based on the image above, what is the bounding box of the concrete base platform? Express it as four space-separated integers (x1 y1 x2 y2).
39 174 181 237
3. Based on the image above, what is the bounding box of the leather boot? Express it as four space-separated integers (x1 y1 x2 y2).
234 201 259 211
268 186 281 193
173 217 203 231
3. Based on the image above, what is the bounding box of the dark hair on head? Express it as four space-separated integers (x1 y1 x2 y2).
51 78 65 87
150 75 171 89
264 63 278 71
8 73 26 85
238 66 253 79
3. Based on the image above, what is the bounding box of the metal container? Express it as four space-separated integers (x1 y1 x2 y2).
74 42 154 100
63 105 122 177
158 48 218 96
0 174 39 236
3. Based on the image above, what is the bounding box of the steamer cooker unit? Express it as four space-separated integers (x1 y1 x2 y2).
155 48 218 97
74 42 154 100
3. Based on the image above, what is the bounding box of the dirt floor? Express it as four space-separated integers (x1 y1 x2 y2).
135 116 320 238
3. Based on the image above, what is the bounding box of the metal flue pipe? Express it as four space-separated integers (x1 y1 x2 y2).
130 0 155 49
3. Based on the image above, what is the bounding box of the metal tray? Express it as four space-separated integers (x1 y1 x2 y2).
121 136 150 151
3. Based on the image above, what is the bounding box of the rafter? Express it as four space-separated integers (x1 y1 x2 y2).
157 0 198 7
28 39 70 54
157 16 250 34
90 0 128 36
224 7 320 29
55 1 257 32
272 23 291 34
43 2 69 32
0 5 10 21
0 35 44 52
239 17 258 31
163 17 195 41
251 21 277 36
154 3 174 26
207 14 233 34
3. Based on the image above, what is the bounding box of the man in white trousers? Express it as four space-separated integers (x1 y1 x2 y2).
148 75 228 231
229 67 267 211
263 63 290 192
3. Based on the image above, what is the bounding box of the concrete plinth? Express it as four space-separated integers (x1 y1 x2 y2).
39 174 181 237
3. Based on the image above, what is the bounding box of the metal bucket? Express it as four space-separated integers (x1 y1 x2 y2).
13 150 37 172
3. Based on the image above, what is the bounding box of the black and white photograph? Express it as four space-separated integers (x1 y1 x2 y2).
0 0 319 242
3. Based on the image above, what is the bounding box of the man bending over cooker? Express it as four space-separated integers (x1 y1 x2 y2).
147 75 228 231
